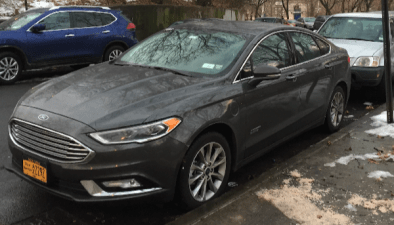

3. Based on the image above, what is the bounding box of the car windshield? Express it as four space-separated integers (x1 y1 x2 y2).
304 18 316 22
119 29 248 77
319 17 383 42
256 18 276 23
0 11 44 31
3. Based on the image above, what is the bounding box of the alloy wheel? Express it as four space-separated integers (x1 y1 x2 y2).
188 142 226 202
0 57 19 81
330 92 344 127
108 50 122 61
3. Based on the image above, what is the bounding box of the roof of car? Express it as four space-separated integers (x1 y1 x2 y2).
171 20 303 36
330 12 384 18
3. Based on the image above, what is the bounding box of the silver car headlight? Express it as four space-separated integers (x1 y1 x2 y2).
353 57 380 67
89 117 182 144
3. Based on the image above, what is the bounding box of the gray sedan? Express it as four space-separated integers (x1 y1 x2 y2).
6 21 350 209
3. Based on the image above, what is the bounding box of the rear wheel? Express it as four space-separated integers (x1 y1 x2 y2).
104 45 125 61
0 52 22 85
178 132 231 209
326 86 345 132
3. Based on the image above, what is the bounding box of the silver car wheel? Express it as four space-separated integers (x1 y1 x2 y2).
108 50 122 61
188 142 226 202
0 57 19 81
330 92 344 127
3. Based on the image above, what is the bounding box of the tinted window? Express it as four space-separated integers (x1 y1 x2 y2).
290 32 321 63
38 12 70 30
73 12 102 28
252 33 291 69
315 38 330 55
101 13 115 25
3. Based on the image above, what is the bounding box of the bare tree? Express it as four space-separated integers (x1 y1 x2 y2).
253 0 269 18
348 0 363 12
281 0 289 19
319 0 338 15
362 0 374 12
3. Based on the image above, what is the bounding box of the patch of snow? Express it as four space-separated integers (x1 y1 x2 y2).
30 0 55 8
324 152 382 167
364 102 373 106
367 171 394 179
344 115 354 119
365 111 394 138
344 203 357 211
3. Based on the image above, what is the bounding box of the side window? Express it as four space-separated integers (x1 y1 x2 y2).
290 32 321 63
38 12 70 30
101 13 116 26
315 38 330 55
251 33 291 69
73 12 102 28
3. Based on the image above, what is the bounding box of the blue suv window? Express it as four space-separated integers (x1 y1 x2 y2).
73 12 114 28
38 12 70 30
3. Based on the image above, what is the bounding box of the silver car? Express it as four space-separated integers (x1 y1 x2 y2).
318 12 393 93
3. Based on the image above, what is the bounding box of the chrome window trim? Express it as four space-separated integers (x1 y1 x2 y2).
232 30 332 84
8 118 95 164
26 10 117 32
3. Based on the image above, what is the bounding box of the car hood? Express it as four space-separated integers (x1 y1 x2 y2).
18 63 215 131
327 38 382 58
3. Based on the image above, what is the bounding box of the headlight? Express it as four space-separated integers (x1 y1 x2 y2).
89 117 182 144
353 57 380 67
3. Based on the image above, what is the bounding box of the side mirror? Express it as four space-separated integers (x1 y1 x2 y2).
31 24 45 33
248 65 281 87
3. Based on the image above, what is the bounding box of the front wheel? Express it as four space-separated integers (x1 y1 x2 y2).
325 86 345 132
178 132 231 209
0 52 22 85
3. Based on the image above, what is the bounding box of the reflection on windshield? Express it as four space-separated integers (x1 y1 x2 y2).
0 12 43 31
319 17 383 42
120 29 247 76
304 18 316 22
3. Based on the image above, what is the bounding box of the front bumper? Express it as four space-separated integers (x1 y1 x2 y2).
350 66 385 87
6 106 187 203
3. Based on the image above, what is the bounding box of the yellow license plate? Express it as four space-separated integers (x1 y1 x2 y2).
23 159 47 183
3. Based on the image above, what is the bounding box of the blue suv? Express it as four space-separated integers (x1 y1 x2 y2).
0 6 138 84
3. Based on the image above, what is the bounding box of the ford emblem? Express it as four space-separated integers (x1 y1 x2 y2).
38 114 49 121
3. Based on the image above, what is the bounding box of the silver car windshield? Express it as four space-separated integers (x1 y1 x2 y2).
119 29 247 76
319 17 383 42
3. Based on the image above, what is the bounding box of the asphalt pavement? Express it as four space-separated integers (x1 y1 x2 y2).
0 67 388 225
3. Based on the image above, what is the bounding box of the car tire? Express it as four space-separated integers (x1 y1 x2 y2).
325 86 345 132
178 132 231 209
70 64 89 70
104 45 125 61
0 52 22 85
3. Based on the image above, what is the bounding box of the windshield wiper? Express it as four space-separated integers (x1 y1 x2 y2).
150 66 192 77
345 38 374 42
113 62 191 77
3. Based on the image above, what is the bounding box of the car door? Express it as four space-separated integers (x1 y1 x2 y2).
26 12 79 64
72 11 114 61
240 32 306 158
287 31 336 125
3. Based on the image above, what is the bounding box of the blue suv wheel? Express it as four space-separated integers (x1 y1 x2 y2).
0 6 138 84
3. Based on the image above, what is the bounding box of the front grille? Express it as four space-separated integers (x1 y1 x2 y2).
10 120 92 163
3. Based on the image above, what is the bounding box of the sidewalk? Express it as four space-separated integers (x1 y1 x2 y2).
169 105 394 225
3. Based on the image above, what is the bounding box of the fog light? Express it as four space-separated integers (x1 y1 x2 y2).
102 179 141 189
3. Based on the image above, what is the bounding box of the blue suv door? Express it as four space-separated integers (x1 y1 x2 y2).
26 12 80 64
71 11 115 61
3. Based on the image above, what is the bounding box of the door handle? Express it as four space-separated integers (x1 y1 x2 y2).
65 34 75 37
102 30 110 34
324 63 333 70
286 74 297 82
